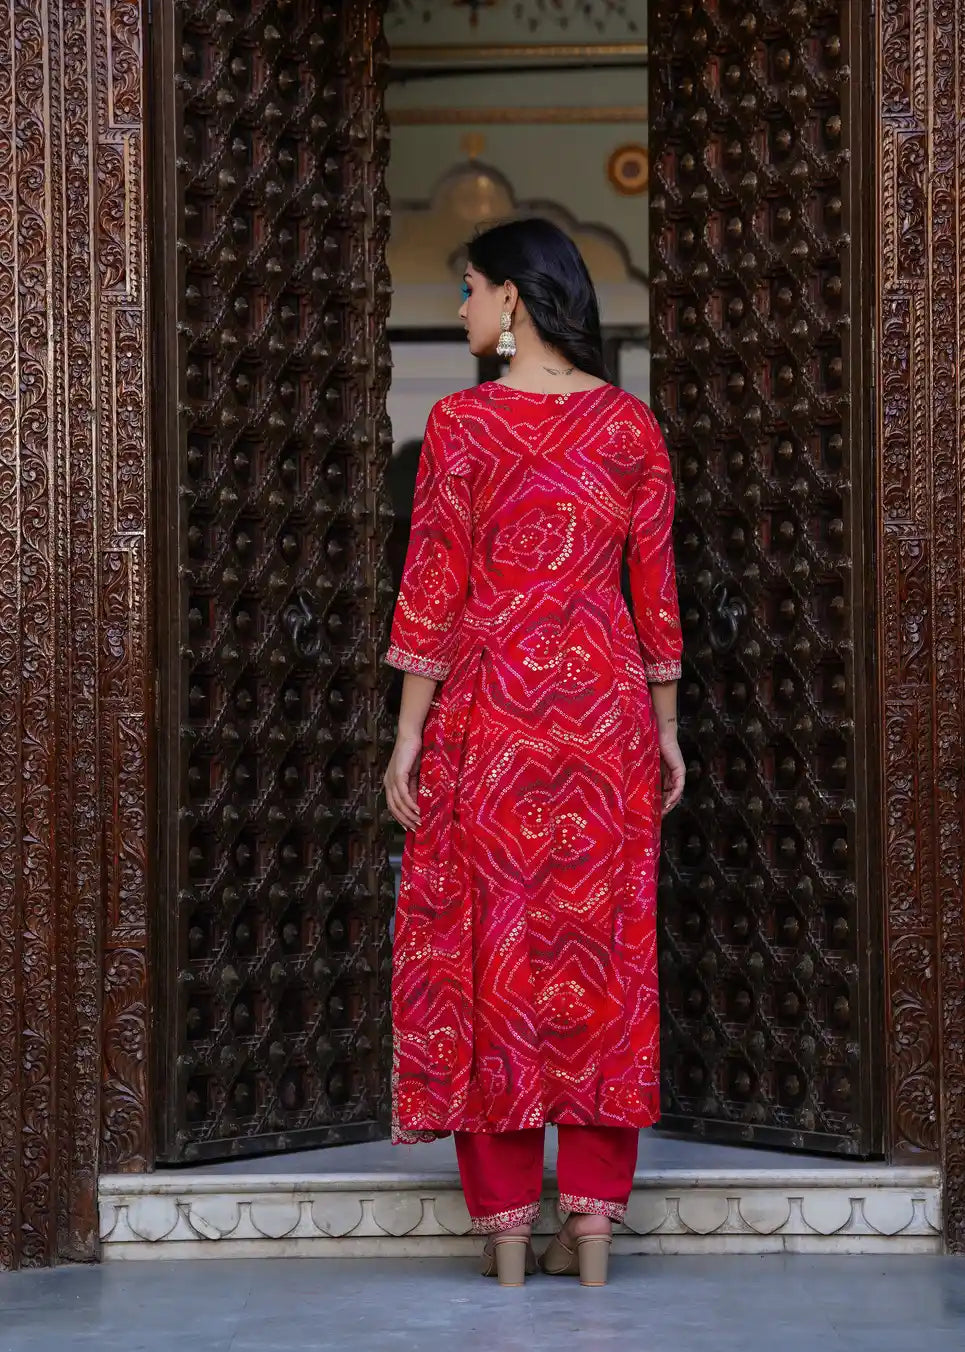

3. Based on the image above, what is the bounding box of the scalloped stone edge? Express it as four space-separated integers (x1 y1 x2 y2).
97 1165 942 1259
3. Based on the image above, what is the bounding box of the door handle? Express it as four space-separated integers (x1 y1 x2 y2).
284 587 321 659
708 583 747 655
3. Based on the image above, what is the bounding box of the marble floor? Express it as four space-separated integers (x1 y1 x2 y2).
2 1254 965 1352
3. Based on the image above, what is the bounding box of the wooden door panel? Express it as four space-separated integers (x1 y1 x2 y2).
151 0 394 1162
650 0 881 1153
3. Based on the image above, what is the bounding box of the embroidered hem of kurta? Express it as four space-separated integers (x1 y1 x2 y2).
558 1194 627 1223
472 1202 541 1234
643 657 682 682
391 1101 661 1139
392 1125 447 1145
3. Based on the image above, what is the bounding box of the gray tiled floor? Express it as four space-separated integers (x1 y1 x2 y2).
191 1126 862 1177
2 1256 965 1352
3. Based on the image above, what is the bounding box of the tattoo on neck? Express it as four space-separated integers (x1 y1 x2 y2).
542 363 574 376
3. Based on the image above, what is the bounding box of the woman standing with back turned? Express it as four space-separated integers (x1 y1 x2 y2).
383 218 684 1287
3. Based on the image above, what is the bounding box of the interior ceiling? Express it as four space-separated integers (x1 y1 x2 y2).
385 0 644 40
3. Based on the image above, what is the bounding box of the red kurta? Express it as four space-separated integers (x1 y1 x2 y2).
385 382 682 1143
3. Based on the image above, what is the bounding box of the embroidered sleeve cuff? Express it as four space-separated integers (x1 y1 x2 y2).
644 657 682 683
384 644 450 681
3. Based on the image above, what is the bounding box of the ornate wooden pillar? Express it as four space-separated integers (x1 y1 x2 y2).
0 0 150 1268
877 0 965 1251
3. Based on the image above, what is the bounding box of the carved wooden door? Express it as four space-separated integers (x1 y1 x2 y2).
151 0 394 1162
650 0 882 1153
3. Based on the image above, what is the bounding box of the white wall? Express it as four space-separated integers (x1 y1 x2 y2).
387 342 478 455
384 0 650 340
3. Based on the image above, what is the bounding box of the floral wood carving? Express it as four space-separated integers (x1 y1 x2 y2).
0 0 150 1270
877 0 965 1252
95 0 151 1186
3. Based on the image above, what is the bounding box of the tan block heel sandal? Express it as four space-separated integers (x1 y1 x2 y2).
539 1231 611 1286
481 1235 538 1287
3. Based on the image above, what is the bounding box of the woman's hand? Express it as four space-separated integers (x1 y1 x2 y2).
659 730 686 816
384 731 424 832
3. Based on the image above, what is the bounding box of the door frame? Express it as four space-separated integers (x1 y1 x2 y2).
1 0 965 1267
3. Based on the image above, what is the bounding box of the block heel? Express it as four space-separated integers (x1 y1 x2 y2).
481 1236 537 1286
539 1231 612 1286
575 1235 611 1286
494 1236 529 1286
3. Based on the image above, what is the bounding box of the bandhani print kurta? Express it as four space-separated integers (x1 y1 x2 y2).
384 381 682 1143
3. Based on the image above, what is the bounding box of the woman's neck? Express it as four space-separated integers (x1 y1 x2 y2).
497 329 600 391
497 353 606 395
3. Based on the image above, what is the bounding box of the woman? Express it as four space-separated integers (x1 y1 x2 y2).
383 218 684 1287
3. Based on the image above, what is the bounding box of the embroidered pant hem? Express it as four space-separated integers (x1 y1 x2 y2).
454 1124 639 1234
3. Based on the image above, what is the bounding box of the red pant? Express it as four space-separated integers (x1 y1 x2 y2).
454 1125 639 1234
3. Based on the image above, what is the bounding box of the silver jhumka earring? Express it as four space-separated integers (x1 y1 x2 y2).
496 311 516 359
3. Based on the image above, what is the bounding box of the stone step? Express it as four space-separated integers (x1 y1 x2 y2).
99 1135 941 1258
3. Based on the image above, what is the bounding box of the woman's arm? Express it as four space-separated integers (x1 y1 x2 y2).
649 678 678 740
383 673 437 831
649 678 685 815
625 414 683 687
382 398 472 831
627 407 685 814
384 400 471 682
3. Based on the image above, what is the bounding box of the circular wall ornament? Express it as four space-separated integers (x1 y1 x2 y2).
607 143 649 195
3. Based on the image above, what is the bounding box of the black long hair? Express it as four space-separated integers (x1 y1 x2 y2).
465 217 609 382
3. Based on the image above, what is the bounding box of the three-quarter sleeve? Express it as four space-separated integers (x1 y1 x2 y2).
384 400 472 682
627 414 683 683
